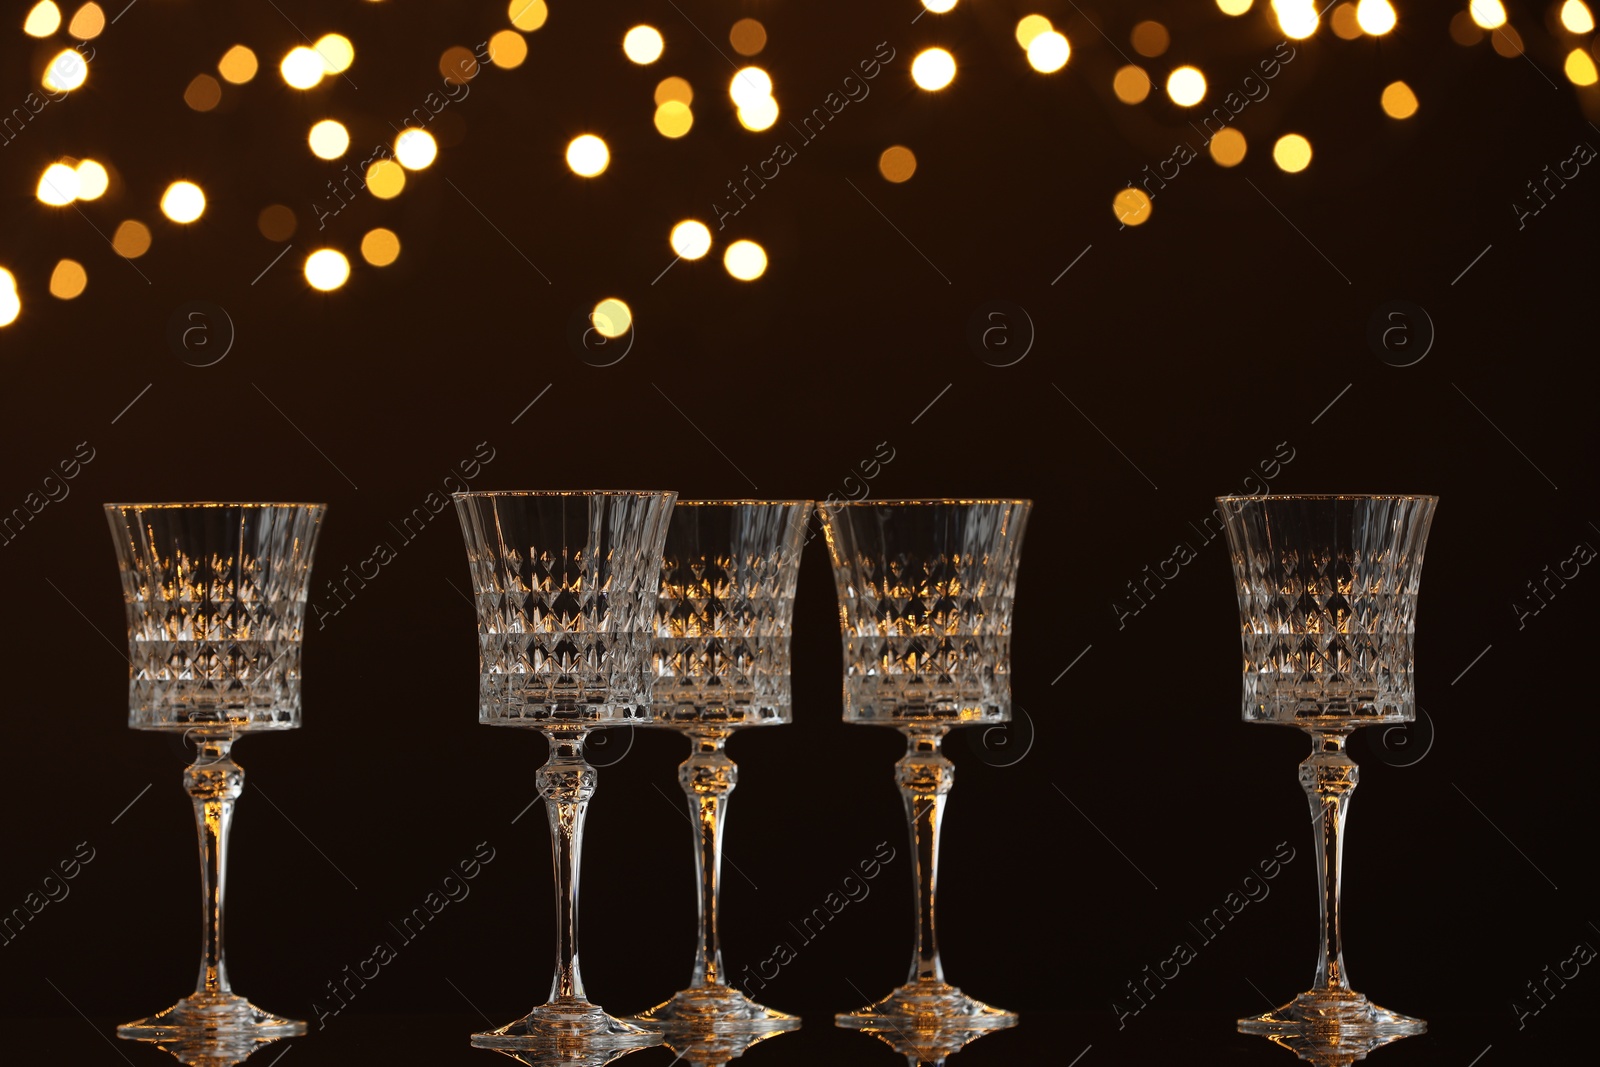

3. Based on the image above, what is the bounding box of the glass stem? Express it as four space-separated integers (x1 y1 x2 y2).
185 735 243 999
538 730 598 1005
680 730 735 989
896 728 954 986
1300 730 1358 994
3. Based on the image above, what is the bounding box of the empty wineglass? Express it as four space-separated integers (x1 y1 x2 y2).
106 502 324 1044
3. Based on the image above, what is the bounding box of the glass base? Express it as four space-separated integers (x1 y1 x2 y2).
629 983 799 1034
117 992 306 1041
1238 989 1426 1047
835 979 1017 1030
471 999 663 1050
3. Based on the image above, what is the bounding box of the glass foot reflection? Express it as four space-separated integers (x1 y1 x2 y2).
661 1026 792 1065
486 1044 649 1067
631 983 798 1034
836 979 1017 1030
128 1029 292 1067
851 1020 1015 1066
471 999 662 1050
1240 989 1425 1051
118 993 305 1042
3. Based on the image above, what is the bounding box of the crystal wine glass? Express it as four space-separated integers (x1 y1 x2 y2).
106 502 324 1044
628 500 811 1035
818 499 1030 1031
454 490 676 1050
1218 494 1436 1046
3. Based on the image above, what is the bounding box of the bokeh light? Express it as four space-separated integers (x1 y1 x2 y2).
656 76 693 105
736 95 779 131
1566 47 1599 84
281 47 325 89
395 128 438 169
161 181 206 223
1209 128 1248 166
305 249 351 291
922 0 959 11
1113 65 1152 104
258 204 296 241
1112 187 1153 226
566 134 609 176
367 159 406 198
723 240 767 280
911 48 956 91
0 271 19 328
1166 66 1207 106
488 30 528 68
440 46 479 85
654 101 693 138
1273 133 1313 172
508 0 547 32
730 67 772 108
112 220 151 258
1015 15 1052 48
49 259 87 299
37 163 78 206
1491 24 1524 55
1356 0 1397 34
314 34 355 74
361 228 401 267
184 74 222 112
879 145 917 182
1469 0 1506 29
1028 32 1071 73
591 298 632 339
1273 0 1321 38
43 49 88 91
1131 21 1169 57
623 25 664 64
75 158 108 199
309 119 350 159
730 18 766 55
218 45 258 84
68 2 103 39
1561 2 1595 33
24 2 60 37
1331 4 1363 39
1217 0 1253 14
1380 80 1419 118
670 220 712 259
1450 10 1486 43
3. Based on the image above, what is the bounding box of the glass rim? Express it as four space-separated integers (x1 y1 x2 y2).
1215 493 1438 503
103 501 327 510
675 498 813 507
818 498 1032 508
450 489 677 499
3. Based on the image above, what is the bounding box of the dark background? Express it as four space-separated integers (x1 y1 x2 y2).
1 1 1595 1064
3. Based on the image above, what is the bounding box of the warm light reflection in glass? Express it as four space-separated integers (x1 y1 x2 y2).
1113 187 1153 225
911 48 956 90
488 29 528 68
361 228 400 266
1209 127 1247 165
1469 0 1507 29
879 145 917 182
258 204 296 241
1331 4 1363 39
509 0 547 32
724 240 767 280
1217 0 1253 14
314 34 355 74
184 74 222 112
219 45 258 84
1131 21 1169 57
1356 0 1397 34
395 128 438 169
670 220 712 259
68 2 103 39
43 49 88 91
566 134 609 176
112 220 151 257
1566 47 1599 84
281 47 324 89
591 298 632 338
161 181 206 223
1380 80 1419 117
736 95 779 131
75 158 108 199
25 2 60 37
730 66 772 108
730 18 766 55
1273 0 1321 38
1166 66 1207 106
1273 133 1313 172
49 259 87 299
623 25 664 64
654 101 693 137
309 120 350 159
656 76 693 105
1028 31 1070 73
1561 1 1595 33
1114 65 1152 103
1016 15 1053 48
367 159 405 198
1491 23 1524 55
305 249 350 291
37 163 79 206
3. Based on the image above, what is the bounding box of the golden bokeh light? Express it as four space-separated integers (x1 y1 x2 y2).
1449 10 1485 43
911 48 956 91
1356 0 1397 34
623 25 664 65
488 29 528 68
1015 15 1052 48
1113 65 1152 104
1112 187 1153 226
1273 133 1313 172
440 46 479 85
161 180 206 223
879 145 917 182
112 220 151 258
43 49 89 91
508 0 548 32
394 128 438 169
280 47 325 89
654 101 693 138
1566 47 1600 85
723 240 767 281
309 119 350 159
670 220 712 259
1027 31 1071 73
218 44 258 84
922 0 959 11
729 66 772 108
1166 66 1207 106
1331 3 1363 38
1217 0 1254 14
1273 0 1321 38
49 259 87 300
1380 80 1419 118
258 204 296 241
591 298 632 339
37 163 78 206
0 273 19 328
1491 23 1524 55
1209 127 1248 166
655 76 693 105
24 2 60 37
736 95 779 131
566 134 609 177
304 249 351 291
361 228 401 267
1131 21 1169 58
367 159 406 199
1561 2 1595 33
184 73 222 112
68 2 103 39
730 18 766 55
75 158 108 199
1469 0 1506 29
314 34 355 74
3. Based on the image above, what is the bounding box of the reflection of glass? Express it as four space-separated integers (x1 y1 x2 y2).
131 1032 291 1066
1265 1029 1410 1065
485 1047 648 1067
454 491 676 1051
107 502 322 1044
630 501 809 1035
1219 495 1435 1047
661 1026 792 1065
852 1023 1006 1066
820 500 1030 1031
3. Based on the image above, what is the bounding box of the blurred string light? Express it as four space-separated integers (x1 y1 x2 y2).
1331 4 1363 39
736 94 778 130
1355 0 1397 35
1450 9 1486 43
258 204 296 241
878 145 917 182
361 228 400 266
367 159 406 198
591 298 632 338
1112 187 1152 225
1216 0 1253 14
68 3 103 39
218 45 258 84
1273 133 1313 172
723 240 767 280
184 74 222 112
49 259 87 299
623 25 664 64
911 48 956 90
281 47 325 89
488 29 528 68
24 2 60 37
1210 127 1247 165
656 76 692 105
1492 23 1524 55
36 163 78 206
1166 65 1207 106
1561 1 1595 33
1381 80 1419 118
1131 21 1169 57
731 66 778 130
670 220 712 259
1470 0 1507 29
1015 15 1053 48
1028 32 1071 73
315 34 355 74
921 0 958 12
309 120 350 160
304 249 350 290
729 18 766 55
43 49 88 91
0 269 20 327
654 100 693 137
441 46 480 84
1114 65 1152 103
1567 47 1600 84
76 159 108 199
566 134 609 176
394 128 437 169
160 181 206 223
112 220 150 257
508 0 548 32
1272 0 1321 39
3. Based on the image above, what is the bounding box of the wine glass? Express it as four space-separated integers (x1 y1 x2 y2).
106 502 324 1044
453 490 676 1050
628 500 811 1035
1218 494 1436 1046
818 499 1030 1031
